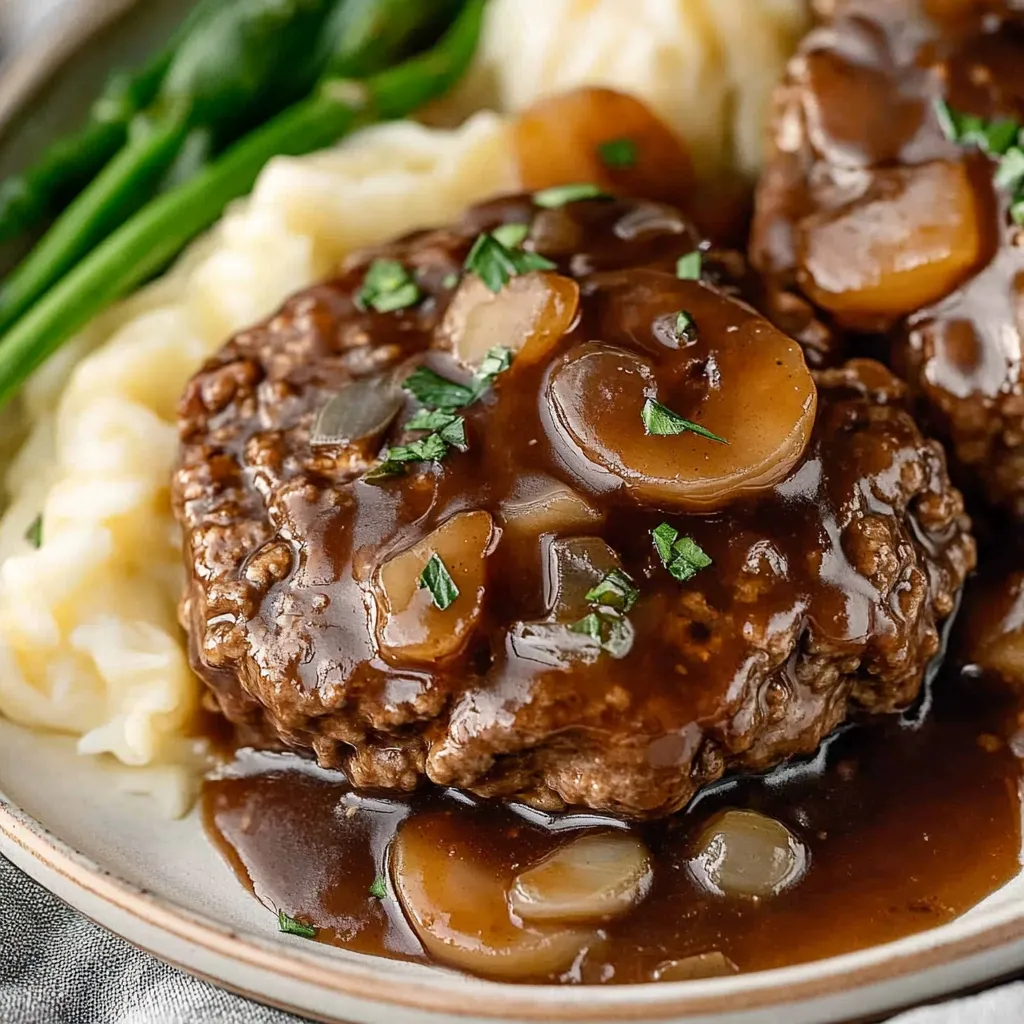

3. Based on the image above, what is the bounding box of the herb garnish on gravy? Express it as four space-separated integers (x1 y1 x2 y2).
418 553 460 611
642 398 727 443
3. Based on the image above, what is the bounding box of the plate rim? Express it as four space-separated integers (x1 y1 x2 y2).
3 2 1024 1021
5 769 1024 1021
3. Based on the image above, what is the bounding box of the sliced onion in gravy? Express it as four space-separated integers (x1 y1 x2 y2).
392 815 597 979
545 287 817 511
652 951 739 981
375 511 494 663
544 536 621 621
310 377 403 447
510 832 653 923
441 272 579 371
689 809 808 899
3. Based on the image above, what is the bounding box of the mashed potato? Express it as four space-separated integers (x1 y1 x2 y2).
0 114 514 771
444 0 809 177
0 0 807 792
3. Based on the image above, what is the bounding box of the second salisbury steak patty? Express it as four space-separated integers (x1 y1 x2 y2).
174 193 974 817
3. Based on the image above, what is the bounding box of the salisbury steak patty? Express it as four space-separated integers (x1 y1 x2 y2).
174 193 974 817
751 0 1024 516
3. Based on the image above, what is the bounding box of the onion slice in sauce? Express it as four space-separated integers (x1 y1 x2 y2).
510 832 653 923
311 377 403 447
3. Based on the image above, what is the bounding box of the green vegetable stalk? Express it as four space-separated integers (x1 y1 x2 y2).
0 0 342 336
0 0 486 412
0 0 224 244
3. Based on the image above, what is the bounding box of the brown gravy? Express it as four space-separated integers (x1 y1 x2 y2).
202 666 1023 984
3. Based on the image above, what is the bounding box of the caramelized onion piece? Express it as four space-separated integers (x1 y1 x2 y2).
544 537 620 622
441 272 579 370
499 478 604 538
797 161 983 326
514 87 695 206
311 377 402 447
392 815 596 979
689 809 808 899
546 287 816 511
375 511 494 664
652 952 739 982
959 570 1024 690
510 833 653 923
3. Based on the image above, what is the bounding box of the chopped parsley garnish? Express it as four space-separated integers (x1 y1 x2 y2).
277 910 316 939
369 349 516 480
676 252 702 281
935 100 1021 155
492 222 530 249
419 553 460 610
356 258 421 313
404 366 476 409
995 147 1024 192
935 100 1024 224
674 310 697 343
642 398 727 443
24 515 42 549
598 137 638 169
570 566 638 658
533 183 609 208
442 272 460 289
652 523 712 583
570 611 634 659
368 876 388 900
464 231 555 293
474 345 514 389
406 408 461 433
585 569 639 614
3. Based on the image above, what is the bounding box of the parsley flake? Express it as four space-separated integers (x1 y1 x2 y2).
674 310 697 343
278 910 316 939
598 137 638 169
935 100 1024 224
442 272 460 289
406 408 459 432
652 523 712 583
569 611 635 659
642 398 727 443
585 569 639 614
403 366 476 410
533 183 609 208
474 345 514 389
24 515 42 549
676 252 702 281
492 222 530 249
995 147 1024 192
368 876 388 900
464 231 556 293
419 553 460 610
356 259 421 314
570 566 638 658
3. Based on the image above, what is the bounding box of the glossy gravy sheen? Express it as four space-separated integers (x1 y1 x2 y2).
203 670 1023 984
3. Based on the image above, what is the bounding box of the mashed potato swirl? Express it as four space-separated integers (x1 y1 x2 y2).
0 0 806 783
0 114 514 767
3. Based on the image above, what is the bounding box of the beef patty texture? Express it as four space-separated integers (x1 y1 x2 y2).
174 193 974 817
751 0 1024 517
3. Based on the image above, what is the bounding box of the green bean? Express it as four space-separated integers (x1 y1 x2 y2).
0 0 485 412
0 0 342 335
0 0 224 243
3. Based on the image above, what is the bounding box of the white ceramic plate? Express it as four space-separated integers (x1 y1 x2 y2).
4 5 1024 1023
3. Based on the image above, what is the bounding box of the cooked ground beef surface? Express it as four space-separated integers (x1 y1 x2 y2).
174 193 974 817
751 0 1024 517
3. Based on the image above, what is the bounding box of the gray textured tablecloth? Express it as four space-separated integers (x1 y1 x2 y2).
1 1 1024 1022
